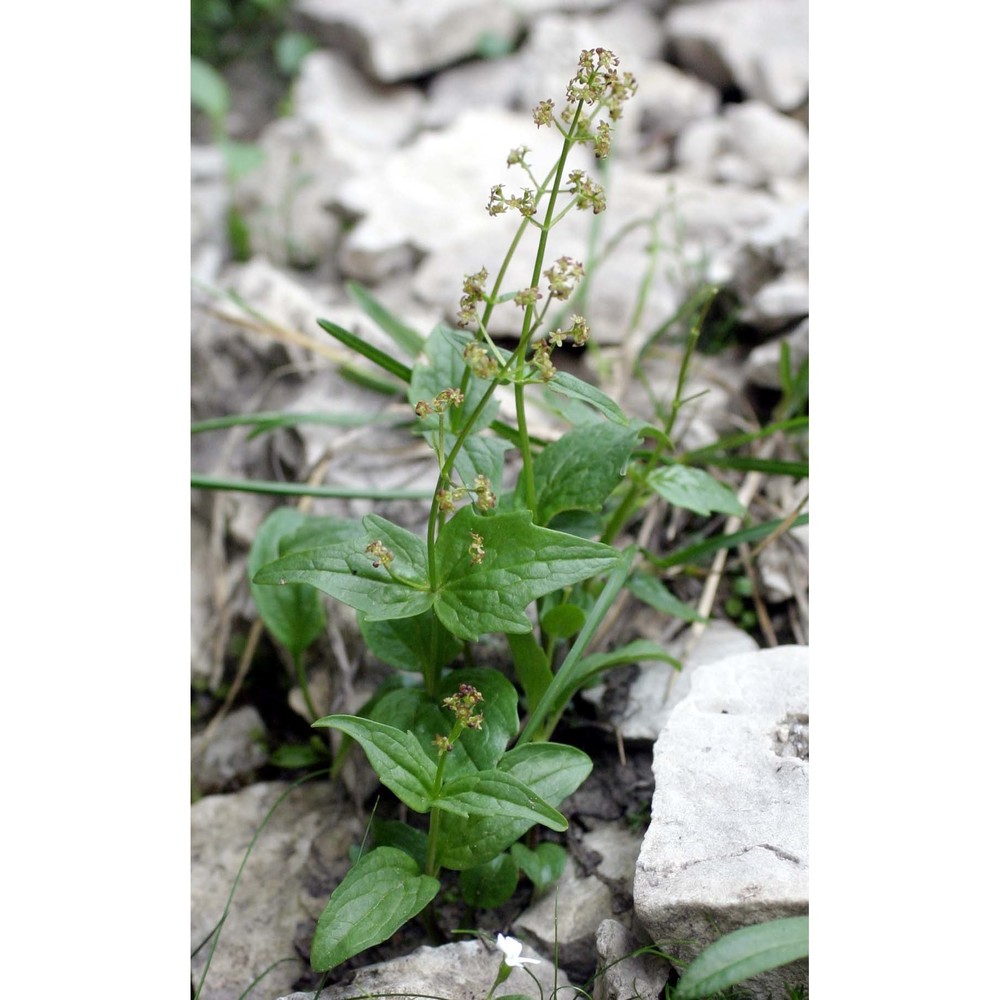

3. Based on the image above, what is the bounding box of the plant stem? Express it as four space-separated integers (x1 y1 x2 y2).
292 650 320 720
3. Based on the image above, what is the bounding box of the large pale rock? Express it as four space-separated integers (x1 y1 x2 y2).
191 780 348 1000
295 0 521 83
666 0 808 111
634 645 809 1000
277 938 569 1000
745 317 809 389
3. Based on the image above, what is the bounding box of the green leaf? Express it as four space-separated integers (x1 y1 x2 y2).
674 916 809 999
252 515 432 623
653 514 809 570
435 770 568 830
540 603 587 639
547 369 629 425
509 842 567 893
506 631 553 713
573 639 682 687
436 743 591 870
191 57 228 123
274 30 317 76
648 465 744 517
358 609 461 674
311 716 436 812
442 668 520 770
281 517 363 554
460 853 519 908
371 819 428 869
318 318 412 384
626 571 705 622
248 509 326 656
441 432 512 493
523 420 641 526
414 327 499 435
219 138 265 180
432 506 623 641
347 281 425 357
310 847 440 972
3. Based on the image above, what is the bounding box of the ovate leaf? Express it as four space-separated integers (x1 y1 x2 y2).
358 609 461 674
253 515 432 623
524 420 641 526
432 506 623 640
434 770 568 830
310 847 439 971
248 508 326 656
648 465 744 517
627 571 705 622
312 716 436 812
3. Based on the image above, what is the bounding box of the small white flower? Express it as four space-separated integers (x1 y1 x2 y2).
496 933 541 968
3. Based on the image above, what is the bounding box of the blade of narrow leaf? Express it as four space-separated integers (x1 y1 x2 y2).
433 507 622 641
573 638 681 687
697 456 809 478
311 716 436 812
191 475 433 501
310 847 439 972
191 410 409 436
317 318 412 383
652 514 809 569
674 916 809 999
347 281 424 357
517 546 635 745
648 465 744 517
627 571 705 622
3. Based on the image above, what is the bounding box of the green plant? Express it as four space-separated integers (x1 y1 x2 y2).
194 46 809 979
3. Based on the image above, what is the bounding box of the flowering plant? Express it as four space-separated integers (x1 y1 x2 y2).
249 47 762 974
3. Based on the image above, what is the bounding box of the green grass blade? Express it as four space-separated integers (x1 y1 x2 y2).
190 475 433 501
650 514 809 569
695 456 809 478
190 410 410 436
317 318 412 384
346 281 424 357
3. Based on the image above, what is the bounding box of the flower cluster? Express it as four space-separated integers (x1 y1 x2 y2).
442 683 485 729
462 341 499 379
468 531 486 566
486 185 537 218
364 540 394 569
544 256 584 301
566 47 637 120
514 287 542 310
414 387 465 418
568 169 606 214
529 315 590 382
458 268 488 328
436 474 496 515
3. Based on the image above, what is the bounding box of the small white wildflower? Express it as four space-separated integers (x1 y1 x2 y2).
496 933 541 968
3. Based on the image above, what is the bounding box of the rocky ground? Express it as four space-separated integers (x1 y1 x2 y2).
191 2 809 998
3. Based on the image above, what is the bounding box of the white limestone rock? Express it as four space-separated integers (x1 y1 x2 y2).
191 781 347 1000
294 0 521 83
276 939 569 1000
191 705 269 794
633 645 809 999
594 919 671 1000
743 270 809 329
665 0 809 112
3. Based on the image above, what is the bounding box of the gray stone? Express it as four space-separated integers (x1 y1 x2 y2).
231 117 344 267
745 317 809 389
295 0 521 83
514 820 644 981
666 0 809 112
725 101 808 181
743 272 809 330
191 705 269 794
293 49 424 163
633 645 809 1000
191 780 348 1000
276 938 570 1000
594 919 670 1000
